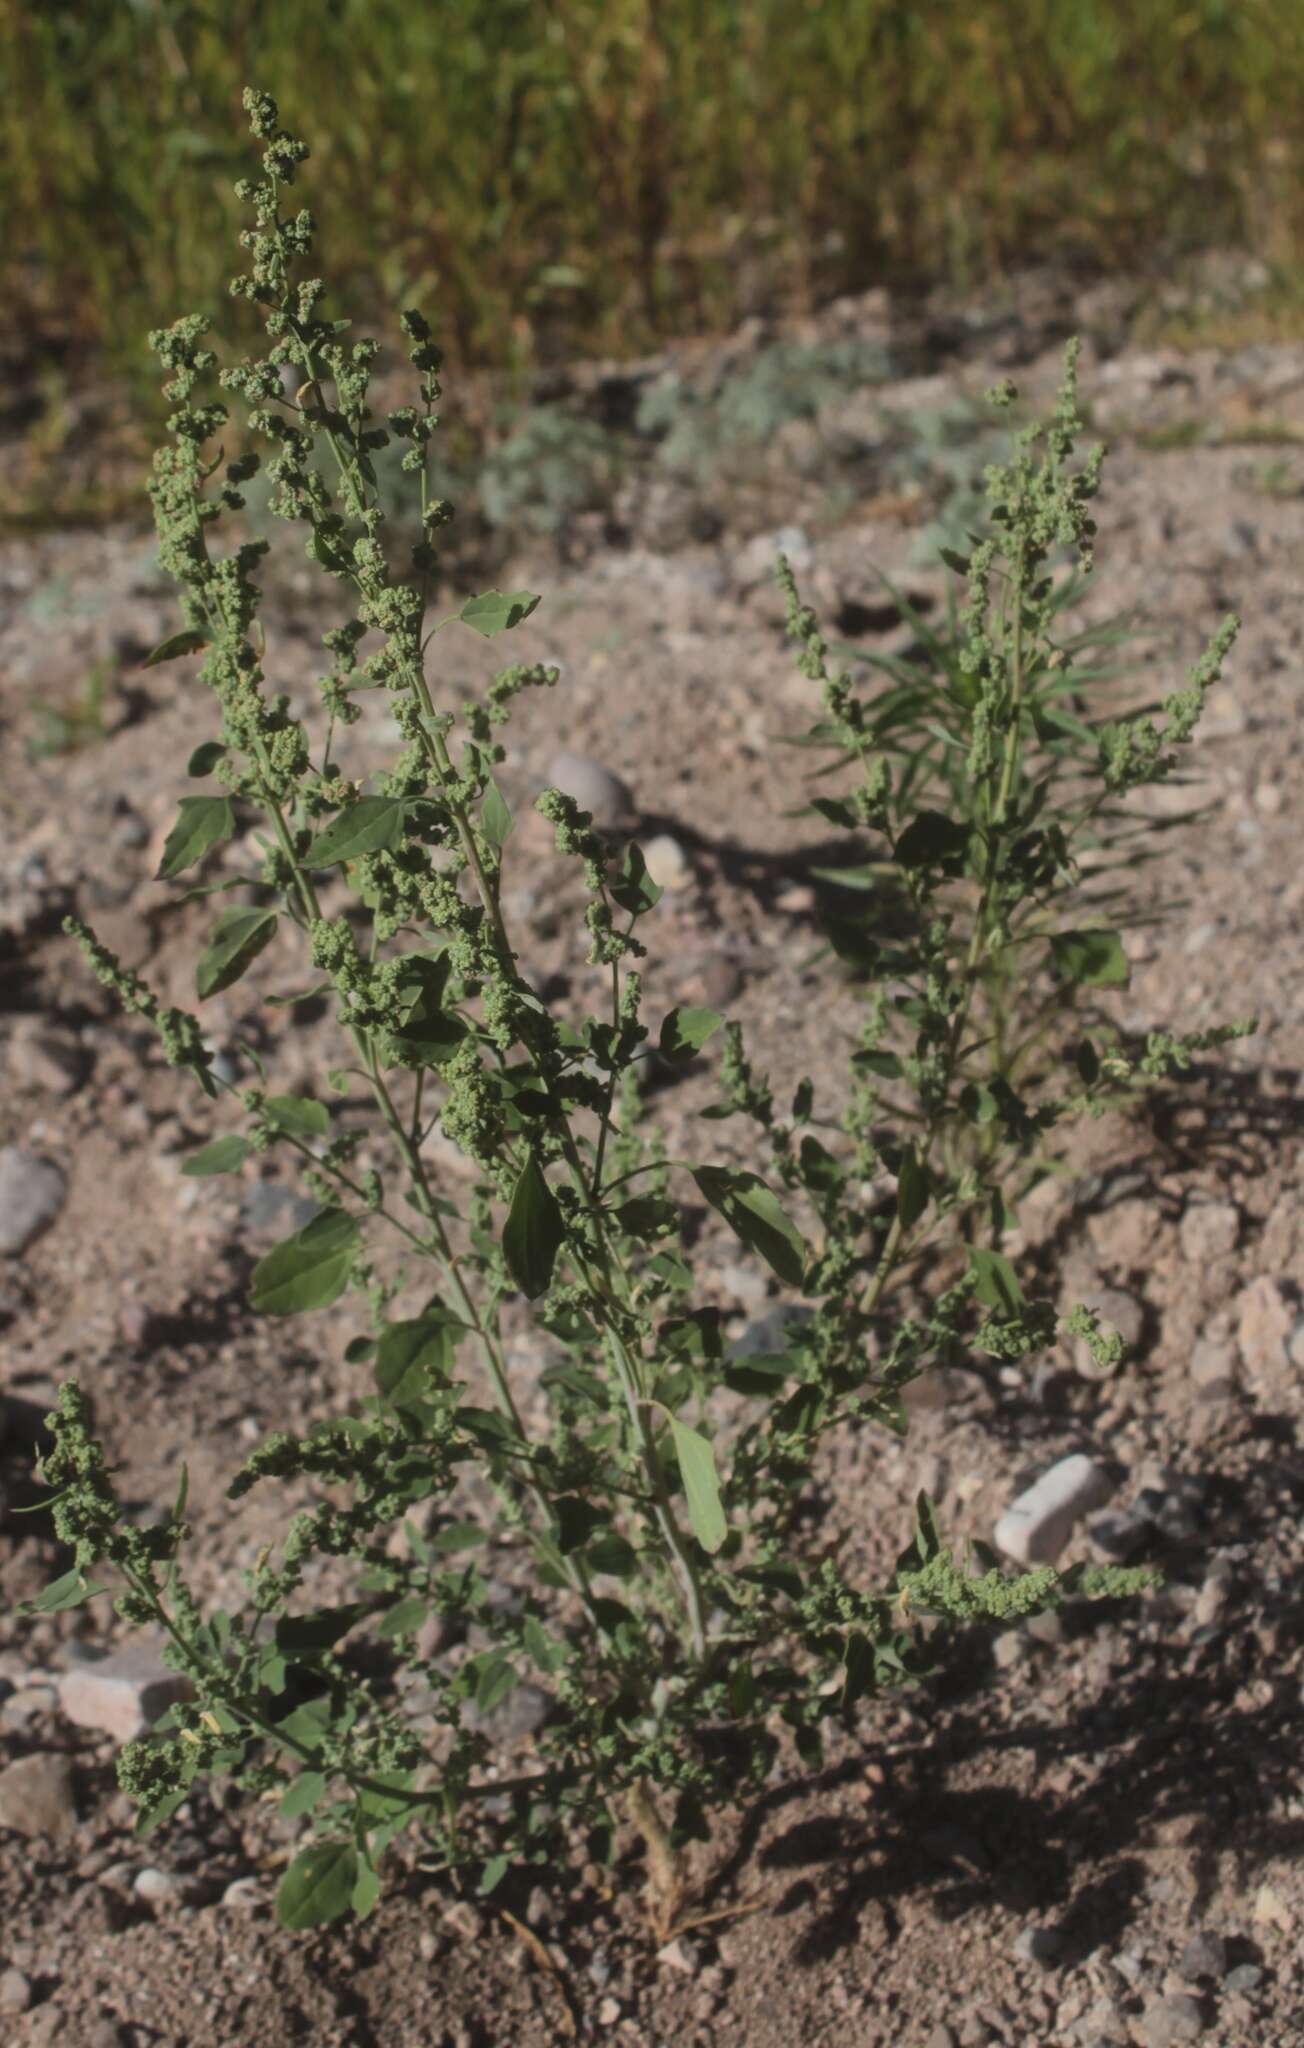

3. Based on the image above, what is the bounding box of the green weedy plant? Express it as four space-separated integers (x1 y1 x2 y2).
22 92 1252 1938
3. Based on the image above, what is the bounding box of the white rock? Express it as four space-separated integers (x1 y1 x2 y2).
133 1866 186 1907
544 751 632 828
1179 1199 1239 1263
1236 1276 1293 1377
0 1148 67 1256
994 1455 1114 1566
58 1643 193 1744
641 833 691 892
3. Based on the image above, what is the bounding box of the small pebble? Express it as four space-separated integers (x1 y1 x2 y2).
1014 1924 1064 1967
0 1148 68 1256
1178 1931 1228 1983
1141 1994 1206 2044
133 1866 186 1906
1223 1963 1264 1994
596 1995 623 2026
0 1750 77 1840
1178 1200 1238 1263
0 1967 32 2014
7 1025 83 1097
219 1876 263 1912
441 1900 484 1942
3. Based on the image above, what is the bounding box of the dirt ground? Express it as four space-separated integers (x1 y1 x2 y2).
3 274 1304 2047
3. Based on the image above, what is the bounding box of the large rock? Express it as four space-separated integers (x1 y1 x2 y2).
0 1752 77 1841
994 1455 1114 1565
58 1643 193 1743
0 1148 67 1256
544 752 632 828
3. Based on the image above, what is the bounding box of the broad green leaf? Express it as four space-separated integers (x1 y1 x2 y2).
143 628 207 668
852 1048 903 1079
667 1417 727 1554
188 741 225 777
896 1144 928 1228
279 1770 327 1820
503 1154 564 1299
616 1194 678 1240
478 1852 511 1895
474 1652 519 1713
21 1569 108 1616
374 1316 456 1408
383 954 466 1069
458 589 540 637
894 810 971 873
181 1134 250 1177
843 1629 875 1709
554 1495 605 1555
481 779 513 848
276 1842 359 1930
1048 928 1129 987
610 842 664 918
195 906 277 999
304 797 406 868
158 796 235 880
250 1209 360 1316
968 1246 1023 1314
376 1596 430 1640
276 1605 366 1657
659 1006 724 1063
691 1167 807 1287
265 1094 330 1138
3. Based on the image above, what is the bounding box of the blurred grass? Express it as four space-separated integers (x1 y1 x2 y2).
4 0 1304 404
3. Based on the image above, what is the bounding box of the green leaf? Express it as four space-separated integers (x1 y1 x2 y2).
474 1652 519 1714
968 1247 1023 1314
478 1852 512 1896
896 1144 928 1228
894 810 971 873
555 1495 605 1555
181 1134 250 1177
481 779 513 848
351 1860 382 1919
458 589 541 637
1049 928 1129 987
143 628 207 668
610 842 664 918
843 1629 875 1709
304 797 406 868
250 1209 360 1316
276 1605 365 1658
188 741 225 777
279 1770 327 1820
158 796 235 880
195 906 277 999
503 1154 564 1300
691 1167 807 1287
265 1094 330 1138
659 1007 724 1063
383 954 466 1069
852 1048 903 1079
374 1316 456 1409
376 1596 430 1640
20 1568 108 1617
667 1417 727 1555
276 1842 359 1930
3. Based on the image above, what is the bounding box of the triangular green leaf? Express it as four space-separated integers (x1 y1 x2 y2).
195 906 277 999
304 797 406 868
1048 928 1129 987
374 1316 456 1409
458 589 541 637
250 1209 360 1316
691 1167 807 1287
968 1246 1023 1314
659 1007 724 1063
275 1842 359 1930
158 796 235 880
481 779 513 849
181 1134 251 1177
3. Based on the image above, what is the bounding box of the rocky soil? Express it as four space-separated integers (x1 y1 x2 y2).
2 276 1304 2046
